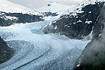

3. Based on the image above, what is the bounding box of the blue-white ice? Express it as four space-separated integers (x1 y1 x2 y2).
0 16 90 70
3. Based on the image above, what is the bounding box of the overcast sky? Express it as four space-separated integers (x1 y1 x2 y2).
8 0 83 9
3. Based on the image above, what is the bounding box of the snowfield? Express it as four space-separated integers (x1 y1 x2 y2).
0 0 40 15
0 16 90 70
37 2 70 13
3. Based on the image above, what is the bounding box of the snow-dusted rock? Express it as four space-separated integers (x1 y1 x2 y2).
0 11 44 26
0 0 44 26
43 1 105 39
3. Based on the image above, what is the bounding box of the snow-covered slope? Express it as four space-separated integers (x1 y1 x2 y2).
0 0 40 15
37 0 99 15
37 2 70 13
60 0 105 15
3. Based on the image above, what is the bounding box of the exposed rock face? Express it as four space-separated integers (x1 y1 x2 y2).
0 11 44 26
0 37 14 64
43 2 104 39
42 12 58 17
73 3 105 70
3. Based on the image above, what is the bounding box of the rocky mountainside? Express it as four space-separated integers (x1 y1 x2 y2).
0 37 14 64
73 3 105 70
0 11 44 26
43 1 104 39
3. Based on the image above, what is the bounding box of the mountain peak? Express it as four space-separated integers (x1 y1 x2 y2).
0 0 40 15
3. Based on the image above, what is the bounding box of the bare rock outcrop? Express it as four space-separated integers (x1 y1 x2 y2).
0 37 14 64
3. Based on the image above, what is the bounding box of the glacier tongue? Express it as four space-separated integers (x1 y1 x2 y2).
0 16 90 70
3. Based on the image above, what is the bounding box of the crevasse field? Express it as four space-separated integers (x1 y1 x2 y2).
0 16 90 70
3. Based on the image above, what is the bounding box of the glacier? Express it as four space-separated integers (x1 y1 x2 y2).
0 16 90 70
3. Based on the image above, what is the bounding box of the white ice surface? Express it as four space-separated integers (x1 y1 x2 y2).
0 16 90 70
